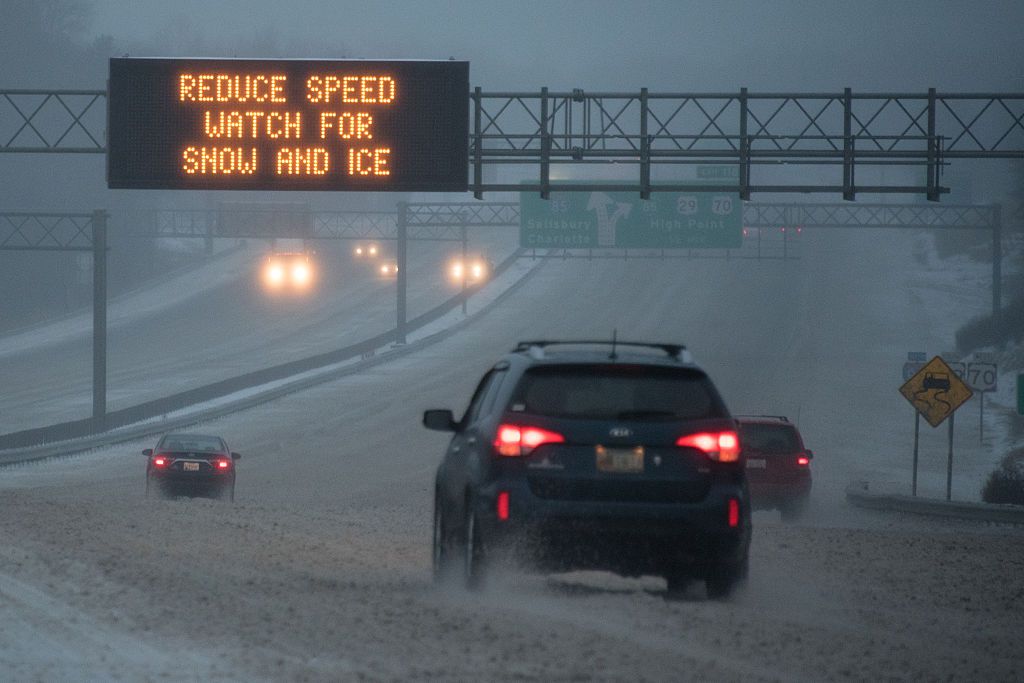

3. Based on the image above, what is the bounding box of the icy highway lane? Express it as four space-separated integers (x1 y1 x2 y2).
1 229 1022 680
0 231 515 434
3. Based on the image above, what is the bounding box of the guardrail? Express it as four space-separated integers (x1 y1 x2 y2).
845 481 1024 525
0 248 524 451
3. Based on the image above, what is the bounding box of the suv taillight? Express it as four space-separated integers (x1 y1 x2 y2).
676 431 740 463
494 424 565 457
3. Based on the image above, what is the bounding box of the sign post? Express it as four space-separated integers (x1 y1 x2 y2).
899 355 974 500
905 351 926 495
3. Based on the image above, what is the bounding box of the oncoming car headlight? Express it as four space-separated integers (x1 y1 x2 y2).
448 257 489 284
291 261 311 286
265 261 285 286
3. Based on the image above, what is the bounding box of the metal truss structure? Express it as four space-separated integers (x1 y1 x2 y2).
472 89 1024 199
145 203 520 242
3 88 1022 198
0 211 108 422
0 90 106 153
1 212 97 251
744 202 998 230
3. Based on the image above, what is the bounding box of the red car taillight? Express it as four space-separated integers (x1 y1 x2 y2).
152 455 170 467
727 498 740 528
796 455 810 467
494 424 565 457
675 431 740 462
214 459 231 471
496 491 510 521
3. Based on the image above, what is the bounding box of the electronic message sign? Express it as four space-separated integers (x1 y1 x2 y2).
107 58 469 192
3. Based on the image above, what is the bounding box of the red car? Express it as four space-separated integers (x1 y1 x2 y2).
737 416 812 520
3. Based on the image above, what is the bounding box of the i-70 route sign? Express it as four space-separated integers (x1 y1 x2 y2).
966 362 997 392
107 58 469 192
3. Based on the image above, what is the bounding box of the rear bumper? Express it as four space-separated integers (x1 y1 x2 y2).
473 480 750 575
149 471 233 488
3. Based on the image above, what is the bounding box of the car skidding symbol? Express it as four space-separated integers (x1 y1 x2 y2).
922 372 951 391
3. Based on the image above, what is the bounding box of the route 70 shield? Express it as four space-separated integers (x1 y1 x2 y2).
899 356 974 428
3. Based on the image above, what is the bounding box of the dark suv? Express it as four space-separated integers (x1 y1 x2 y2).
736 416 812 520
424 340 751 598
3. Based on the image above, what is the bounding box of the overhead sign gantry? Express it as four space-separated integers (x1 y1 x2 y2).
106 58 469 192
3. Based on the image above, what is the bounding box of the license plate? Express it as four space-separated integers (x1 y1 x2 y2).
746 458 766 469
183 461 200 472
596 445 644 473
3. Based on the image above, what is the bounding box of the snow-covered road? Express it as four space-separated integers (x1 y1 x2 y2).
0 230 518 434
0 227 1020 680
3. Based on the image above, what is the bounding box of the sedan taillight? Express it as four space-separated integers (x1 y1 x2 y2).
152 455 170 467
676 431 741 462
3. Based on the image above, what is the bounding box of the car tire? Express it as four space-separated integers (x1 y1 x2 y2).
705 558 748 600
432 496 457 584
463 505 487 590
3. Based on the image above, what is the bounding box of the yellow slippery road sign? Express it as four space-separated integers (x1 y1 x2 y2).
899 356 973 427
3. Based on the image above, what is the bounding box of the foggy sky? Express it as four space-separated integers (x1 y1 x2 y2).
87 0 1024 92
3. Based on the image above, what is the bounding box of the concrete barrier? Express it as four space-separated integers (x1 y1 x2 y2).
0 252 544 466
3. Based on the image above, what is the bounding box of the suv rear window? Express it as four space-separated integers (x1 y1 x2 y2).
509 364 726 420
738 423 801 454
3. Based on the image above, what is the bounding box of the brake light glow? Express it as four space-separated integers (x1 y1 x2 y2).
494 424 565 457
727 498 740 528
153 457 167 467
216 459 230 470
797 455 810 466
675 431 740 462
497 491 510 521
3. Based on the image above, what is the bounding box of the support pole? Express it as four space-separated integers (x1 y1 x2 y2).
912 412 920 496
460 217 468 315
640 87 650 200
946 412 955 501
739 87 750 201
540 87 550 200
979 392 985 444
842 87 854 201
992 204 1002 319
473 86 483 200
396 202 407 345
927 88 939 202
92 209 107 427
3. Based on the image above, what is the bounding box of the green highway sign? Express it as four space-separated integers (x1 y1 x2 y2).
520 185 742 249
696 165 739 180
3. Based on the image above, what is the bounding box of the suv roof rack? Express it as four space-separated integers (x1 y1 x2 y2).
512 340 689 361
734 414 790 422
